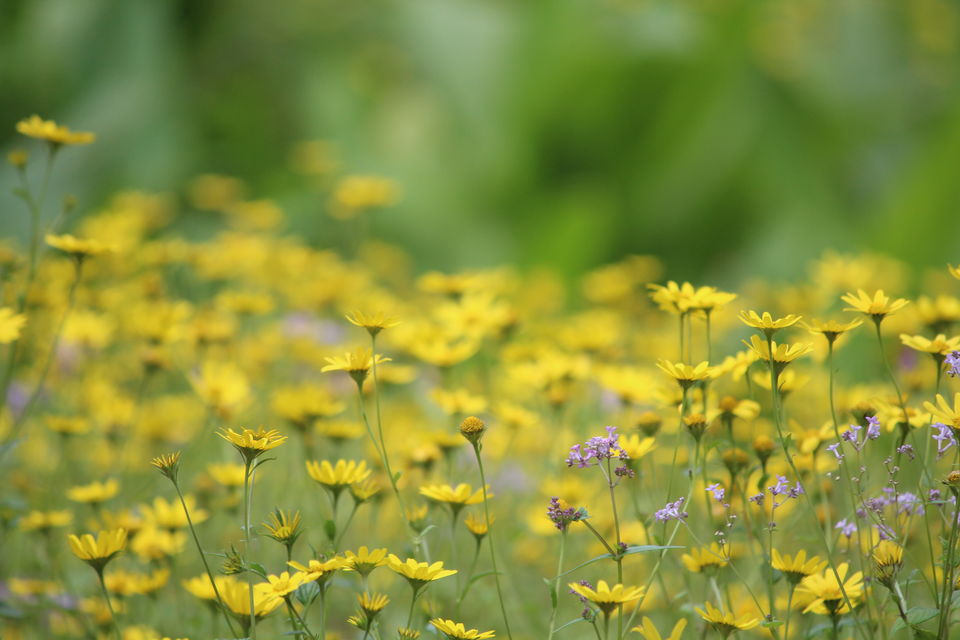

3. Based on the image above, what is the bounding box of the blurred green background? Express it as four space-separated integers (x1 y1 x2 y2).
2 0 960 283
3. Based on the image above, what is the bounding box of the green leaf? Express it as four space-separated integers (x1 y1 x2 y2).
558 545 681 577
247 562 268 578
906 607 939 625
553 618 585 633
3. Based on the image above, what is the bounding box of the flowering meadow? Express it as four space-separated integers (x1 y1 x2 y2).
4 117 960 640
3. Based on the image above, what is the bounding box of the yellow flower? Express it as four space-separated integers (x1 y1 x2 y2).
207 462 247 488
344 546 389 576
288 557 351 584
350 477 382 503
430 618 496 639
567 580 645 615
346 310 400 336
924 393 960 430
872 540 903 585
695 602 760 634
306 459 372 492
150 452 182 481
67 479 119 504
19 509 72 532
464 513 491 538
420 483 489 508
739 310 801 337
655 360 715 389
743 334 813 367
358 592 390 616
331 175 400 218
45 233 115 259
795 562 863 615
900 333 960 357
771 549 826 584
17 115 95 146
386 554 457 589
459 415 486 445
67 529 127 571
619 435 656 461
253 571 307 608
841 289 909 322
218 579 283 619
681 543 729 574
321 347 392 385
949 264 960 280
647 281 703 314
0 308 26 343
802 318 863 343
218 427 287 463
141 495 208 529
262 509 302 546
632 617 687 640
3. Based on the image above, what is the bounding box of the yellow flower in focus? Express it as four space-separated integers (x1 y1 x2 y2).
0 308 26 343
743 335 813 368
567 580 645 615
67 478 119 504
218 579 283 619
872 540 903 585
795 562 863 615
656 360 715 389
841 289 909 323
358 591 390 616
632 617 687 640
322 347 392 385
430 618 496 639
288 556 350 584
695 601 760 634
218 427 287 463
17 115 95 146
344 546 389 576
253 571 307 608
900 333 960 357
67 529 127 571
306 459 372 492
771 549 826 584
386 554 457 588
262 509 303 547
739 310 801 337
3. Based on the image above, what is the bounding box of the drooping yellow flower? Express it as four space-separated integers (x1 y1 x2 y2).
695 601 760 634
346 310 400 336
681 543 729 573
386 554 457 589
743 335 813 368
464 513 491 538
841 289 909 322
795 562 864 615
358 592 390 616
900 333 960 357
632 617 687 640
45 234 115 259
430 618 496 639
306 459 371 492
67 529 127 571
924 393 960 430
262 509 303 546
17 115 95 146
655 360 715 389
739 310 801 338
321 347 392 385
771 549 826 584
0 308 26 343
67 479 119 504
872 540 903 585
567 580 645 615
802 318 862 343
149 452 182 480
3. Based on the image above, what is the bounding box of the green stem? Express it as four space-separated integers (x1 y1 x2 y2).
474 443 513 639
244 462 256 639
547 531 567 640
96 569 122 640
938 491 960 639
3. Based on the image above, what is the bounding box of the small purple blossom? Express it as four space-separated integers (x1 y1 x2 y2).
546 497 587 531
566 426 629 468
654 497 688 522
769 475 790 496
827 442 844 461
866 416 881 440
835 518 857 538
946 350 960 377
749 493 765 506
896 444 915 460
932 422 957 459
705 483 725 503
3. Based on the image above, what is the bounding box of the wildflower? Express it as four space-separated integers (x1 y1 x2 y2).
17 114 95 146
771 549 826 585
826 443 844 461
739 310 802 337
252 571 307 608
743 335 813 371
420 483 489 516
705 483 725 503
752 435 776 468
694 601 760 636
872 540 903 586
358 591 390 618
795 562 864 615
632 617 688 640
546 497 587 531
803 318 863 344
344 546 389 577
67 479 119 504
345 310 400 336
218 427 286 465
721 448 750 476
947 350 960 377
386 554 457 589
19 509 72 533
322 347 391 385
218 579 283 620
683 413 708 441
288 556 350 586
459 415 487 445
567 580 645 616
841 289 909 324
0 308 27 343
331 175 400 218
656 359 715 389
150 452 182 482
951 264 960 280
464 512 491 539
261 509 303 549
141 495 208 529
654 497 688 522
45 234 115 260
350 477 382 503
430 618 496 639
189 361 250 417
398 628 422 639
306 459 371 498
932 423 957 459
67 529 127 572
926 393 960 431
682 543 729 573
900 333 960 359
566 425 628 468
835 519 857 539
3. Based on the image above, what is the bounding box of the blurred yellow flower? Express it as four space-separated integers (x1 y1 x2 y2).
17 115 95 146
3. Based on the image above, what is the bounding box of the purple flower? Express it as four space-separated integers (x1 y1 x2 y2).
866 416 881 440
769 475 790 496
946 350 960 377
835 518 857 538
749 493 765 506
546 497 587 531
705 483 725 503
654 497 688 522
896 444 915 460
566 426 628 469
827 442 844 461
932 422 957 459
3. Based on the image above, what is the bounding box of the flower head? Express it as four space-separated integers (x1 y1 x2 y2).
546 497 587 531
150 452 182 482
841 289 909 323
17 115 95 146
430 618 496 639
795 562 864 615
218 427 286 465
739 310 802 337
802 318 862 344
695 602 760 636
568 580 645 616
68 529 127 572
386 554 457 590
743 335 813 370
632 617 687 640
771 549 826 584
321 347 391 385
306 459 371 497
656 360 714 389
262 508 303 547
46 234 115 260
0 308 27 344
346 311 400 336
459 415 487 445
344 546 389 577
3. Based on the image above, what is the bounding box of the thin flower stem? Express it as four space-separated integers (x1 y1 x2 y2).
96 569 122 640
244 461 257 640
285 596 317 640
473 443 514 639
173 480 242 638
938 492 960 639
547 531 567 640
334 501 360 550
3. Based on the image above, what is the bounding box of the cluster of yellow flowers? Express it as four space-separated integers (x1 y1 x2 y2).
4 116 960 640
